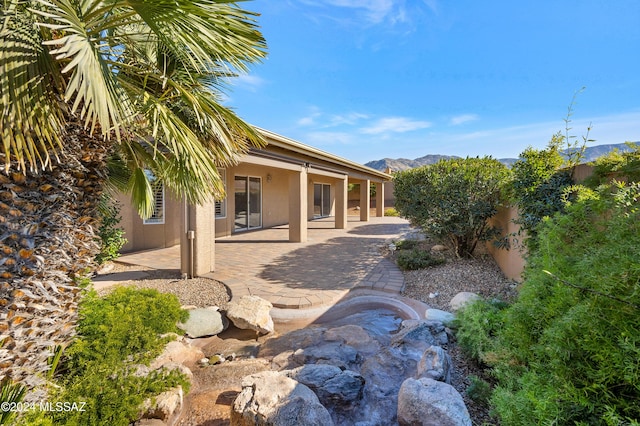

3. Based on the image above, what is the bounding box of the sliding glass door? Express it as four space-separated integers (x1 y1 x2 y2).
234 176 262 231
313 183 332 218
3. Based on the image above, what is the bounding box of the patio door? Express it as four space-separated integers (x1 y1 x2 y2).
234 176 262 231
313 183 332 218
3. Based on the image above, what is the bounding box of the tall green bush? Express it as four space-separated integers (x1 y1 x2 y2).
393 157 510 257
584 142 640 187
509 135 574 246
490 182 640 425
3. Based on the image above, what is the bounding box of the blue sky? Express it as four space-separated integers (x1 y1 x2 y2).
225 0 640 164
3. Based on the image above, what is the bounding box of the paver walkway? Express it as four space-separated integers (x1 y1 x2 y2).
111 216 415 309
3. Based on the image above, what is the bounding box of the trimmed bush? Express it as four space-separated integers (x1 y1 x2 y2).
394 157 510 257
395 249 445 270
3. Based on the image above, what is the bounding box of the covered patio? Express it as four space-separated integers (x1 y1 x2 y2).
108 216 414 309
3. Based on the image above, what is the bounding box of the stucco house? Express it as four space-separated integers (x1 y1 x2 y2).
115 128 392 277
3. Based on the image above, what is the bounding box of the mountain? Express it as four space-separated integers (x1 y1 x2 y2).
365 142 637 172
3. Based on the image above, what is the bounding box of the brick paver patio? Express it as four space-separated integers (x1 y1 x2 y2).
111 216 414 309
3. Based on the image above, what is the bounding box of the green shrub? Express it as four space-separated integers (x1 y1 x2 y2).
490 182 640 425
394 239 421 250
584 142 640 187
454 298 509 364
394 157 511 257
509 138 574 246
395 249 445 270
47 287 189 426
466 375 492 407
384 207 399 217
95 196 127 264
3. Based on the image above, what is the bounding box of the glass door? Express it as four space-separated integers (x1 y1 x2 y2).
313 183 332 218
235 176 262 231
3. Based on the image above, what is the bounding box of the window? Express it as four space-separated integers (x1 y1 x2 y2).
143 171 165 225
215 168 226 218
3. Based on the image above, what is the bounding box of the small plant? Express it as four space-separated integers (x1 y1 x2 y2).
95 195 127 265
0 378 26 426
384 207 399 216
455 298 509 363
394 239 421 250
395 249 445 270
466 375 492 407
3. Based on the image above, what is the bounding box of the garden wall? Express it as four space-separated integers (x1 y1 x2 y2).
486 163 596 282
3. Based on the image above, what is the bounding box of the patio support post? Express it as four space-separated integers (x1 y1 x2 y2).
360 179 370 222
375 181 385 217
289 167 308 242
335 176 348 229
180 200 216 277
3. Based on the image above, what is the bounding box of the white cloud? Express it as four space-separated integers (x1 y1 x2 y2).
449 114 479 126
297 108 368 128
360 117 432 134
298 0 409 25
233 74 266 92
328 112 369 126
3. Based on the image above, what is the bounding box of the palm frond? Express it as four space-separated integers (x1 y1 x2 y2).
35 0 133 138
0 0 65 172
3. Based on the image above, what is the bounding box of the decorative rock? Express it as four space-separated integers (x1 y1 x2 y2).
417 346 452 384
323 325 381 357
391 320 448 360
397 378 471 426
140 386 184 422
430 244 448 252
449 292 481 312
231 371 334 426
425 309 456 326
292 342 360 370
178 307 227 338
209 354 225 365
284 364 365 408
227 296 274 334
150 340 204 369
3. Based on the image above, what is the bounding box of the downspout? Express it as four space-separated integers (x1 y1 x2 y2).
183 199 195 279
188 229 195 278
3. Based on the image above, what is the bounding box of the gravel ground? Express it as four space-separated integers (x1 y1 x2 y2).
97 240 517 425
96 263 231 309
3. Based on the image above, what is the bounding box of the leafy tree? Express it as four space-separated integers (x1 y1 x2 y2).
0 0 266 389
393 157 510 257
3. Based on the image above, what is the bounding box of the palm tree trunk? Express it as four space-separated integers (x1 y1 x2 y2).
0 123 109 390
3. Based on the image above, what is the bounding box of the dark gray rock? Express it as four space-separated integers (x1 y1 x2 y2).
417 345 452 384
284 364 365 408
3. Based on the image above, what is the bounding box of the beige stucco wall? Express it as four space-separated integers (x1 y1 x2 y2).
486 205 527 282
117 190 181 253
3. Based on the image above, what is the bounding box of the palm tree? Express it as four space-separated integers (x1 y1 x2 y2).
0 0 266 388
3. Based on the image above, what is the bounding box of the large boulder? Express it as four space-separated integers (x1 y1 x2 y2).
291 342 360 370
231 371 334 426
227 296 274 334
178 307 228 338
417 345 452 384
449 292 481 313
425 309 456 326
283 364 365 408
397 378 471 426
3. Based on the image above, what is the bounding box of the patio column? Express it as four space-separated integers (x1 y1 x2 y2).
289 167 308 242
375 181 385 217
360 179 370 222
180 199 215 277
335 176 348 229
